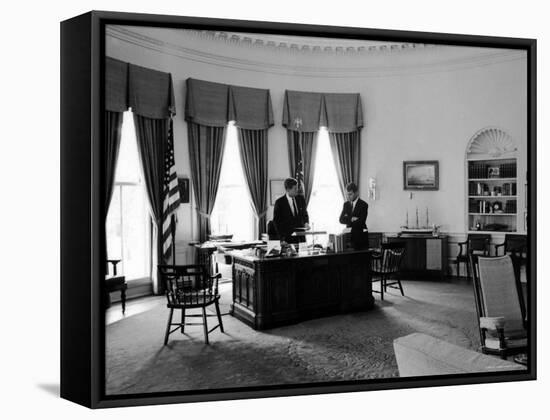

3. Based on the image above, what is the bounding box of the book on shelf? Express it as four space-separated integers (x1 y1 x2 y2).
499 162 517 178
505 200 517 214
468 162 488 179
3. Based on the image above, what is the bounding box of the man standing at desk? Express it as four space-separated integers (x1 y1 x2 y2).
339 182 368 249
273 178 309 243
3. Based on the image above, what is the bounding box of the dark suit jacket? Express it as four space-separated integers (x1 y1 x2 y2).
339 198 368 249
273 194 309 243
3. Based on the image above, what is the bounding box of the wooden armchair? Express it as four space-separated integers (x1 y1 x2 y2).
370 242 406 300
158 264 224 345
454 234 490 279
470 254 527 359
495 234 527 263
495 234 527 283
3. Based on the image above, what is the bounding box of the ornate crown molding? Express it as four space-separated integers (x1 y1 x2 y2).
106 26 526 78
183 30 433 55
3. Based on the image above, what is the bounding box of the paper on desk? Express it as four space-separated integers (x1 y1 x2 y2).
267 240 280 254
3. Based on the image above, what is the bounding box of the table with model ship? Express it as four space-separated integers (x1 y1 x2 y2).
230 248 374 330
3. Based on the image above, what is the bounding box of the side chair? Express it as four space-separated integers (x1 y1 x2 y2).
158 264 224 345
370 242 406 300
454 234 491 280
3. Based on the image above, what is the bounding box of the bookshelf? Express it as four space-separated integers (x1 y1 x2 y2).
467 158 517 232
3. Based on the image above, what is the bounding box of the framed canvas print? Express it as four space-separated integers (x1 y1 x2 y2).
60 11 537 409
403 160 439 190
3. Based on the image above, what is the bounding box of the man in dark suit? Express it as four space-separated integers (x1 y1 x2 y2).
339 182 368 250
273 178 310 243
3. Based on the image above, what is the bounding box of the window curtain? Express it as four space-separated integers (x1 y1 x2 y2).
185 79 230 243
105 111 124 212
323 93 364 199
128 63 176 294
328 131 361 198
282 91 322 205
283 90 364 201
287 131 318 206
231 85 273 237
187 122 226 243
104 57 128 274
104 111 124 274
133 115 169 294
237 128 269 237
185 79 273 241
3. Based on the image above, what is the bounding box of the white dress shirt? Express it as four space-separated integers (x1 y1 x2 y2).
286 193 297 216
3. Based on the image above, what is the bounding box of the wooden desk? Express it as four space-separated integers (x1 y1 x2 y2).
231 250 373 330
386 235 448 279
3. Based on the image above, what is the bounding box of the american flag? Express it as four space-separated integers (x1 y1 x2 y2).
162 118 181 262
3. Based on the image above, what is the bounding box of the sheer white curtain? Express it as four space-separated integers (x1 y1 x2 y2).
210 123 255 241
307 128 345 245
106 111 151 280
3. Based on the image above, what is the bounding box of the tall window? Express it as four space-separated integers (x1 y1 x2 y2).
210 123 255 241
106 111 151 280
308 128 344 241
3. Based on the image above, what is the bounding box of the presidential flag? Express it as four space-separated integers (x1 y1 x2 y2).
162 118 181 262
295 135 306 196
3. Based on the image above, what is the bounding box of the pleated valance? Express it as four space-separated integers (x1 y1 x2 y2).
129 64 176 119
105 57 129 112
185 78 274 129
322 93 363 133
229 85 274 130
185 79 231 127
105 57 176 118
282 91 324 132
282 90 363 133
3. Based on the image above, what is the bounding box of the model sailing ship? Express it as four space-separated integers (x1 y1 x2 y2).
400 207 440 236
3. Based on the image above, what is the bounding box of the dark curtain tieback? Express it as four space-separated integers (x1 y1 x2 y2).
256 209 269 219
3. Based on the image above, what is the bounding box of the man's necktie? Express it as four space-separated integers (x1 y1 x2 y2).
292 198 298 217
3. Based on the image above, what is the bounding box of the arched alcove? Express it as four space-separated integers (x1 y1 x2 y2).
465 127 518 233
467 127 517 159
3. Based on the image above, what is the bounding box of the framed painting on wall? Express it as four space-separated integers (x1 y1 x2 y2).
403 160 439 190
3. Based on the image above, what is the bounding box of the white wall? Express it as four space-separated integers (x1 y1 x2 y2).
106 32 527 258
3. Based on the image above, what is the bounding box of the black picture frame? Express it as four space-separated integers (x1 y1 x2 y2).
403 160 439 190
60 10 537 409
177 177 190 203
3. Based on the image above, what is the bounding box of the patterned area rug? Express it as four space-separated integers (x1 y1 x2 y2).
105 280 479 395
